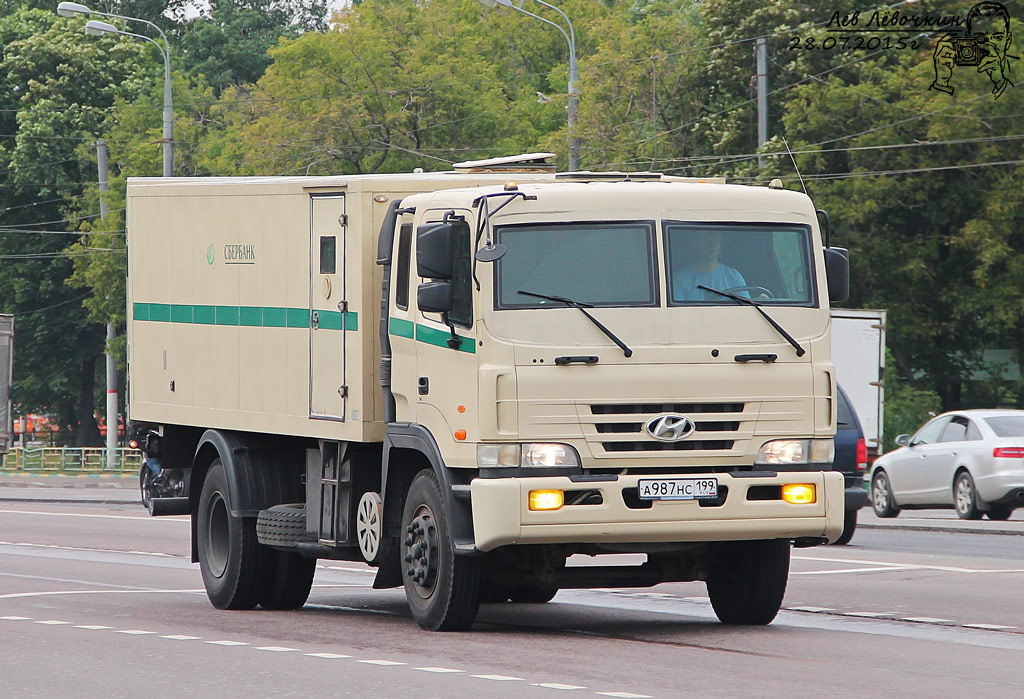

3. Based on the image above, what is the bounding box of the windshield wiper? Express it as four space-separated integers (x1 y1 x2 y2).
518 290 633 358
697 285 806 357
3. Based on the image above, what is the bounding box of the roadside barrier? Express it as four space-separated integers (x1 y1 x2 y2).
0 447 142 475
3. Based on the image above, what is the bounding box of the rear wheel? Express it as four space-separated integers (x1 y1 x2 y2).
987 505 1013 521
401 470 481 631
197 460 269 610
831 509 857 546
707 539 790 625
871 470 900 518
954 472 983 520
255 504 316 610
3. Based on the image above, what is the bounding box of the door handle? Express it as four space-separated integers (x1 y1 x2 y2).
311 310 320 329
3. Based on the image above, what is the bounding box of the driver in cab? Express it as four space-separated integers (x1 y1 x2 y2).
672 229 749 301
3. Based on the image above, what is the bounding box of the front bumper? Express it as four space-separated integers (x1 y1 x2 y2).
470 471 845 551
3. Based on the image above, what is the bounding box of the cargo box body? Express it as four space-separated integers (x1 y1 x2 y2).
126 173 550 443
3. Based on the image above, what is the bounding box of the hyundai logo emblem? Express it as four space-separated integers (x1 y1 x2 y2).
644 414 696 442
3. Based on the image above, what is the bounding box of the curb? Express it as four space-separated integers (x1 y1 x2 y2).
858 521 1024 537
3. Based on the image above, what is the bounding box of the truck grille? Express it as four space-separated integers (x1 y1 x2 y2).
584 402 748 457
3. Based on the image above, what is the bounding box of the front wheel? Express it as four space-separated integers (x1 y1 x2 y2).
707 539 790 625
871 470 900 518
197 460 269 609
401 470 481 631
954 472 983 520
139 465 154 510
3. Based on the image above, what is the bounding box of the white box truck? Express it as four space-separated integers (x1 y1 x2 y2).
0 314 11 454
830 309 886 455
126 156 848 630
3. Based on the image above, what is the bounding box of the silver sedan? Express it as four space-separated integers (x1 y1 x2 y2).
870 409 1024 520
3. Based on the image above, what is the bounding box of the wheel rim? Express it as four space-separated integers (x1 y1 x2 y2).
955 477 973 514
141 470 152 508
404 504 439 599
204 492 230 578
356 492 383 562
873 474 889 511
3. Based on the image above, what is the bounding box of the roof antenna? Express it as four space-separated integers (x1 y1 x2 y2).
781 136 807 196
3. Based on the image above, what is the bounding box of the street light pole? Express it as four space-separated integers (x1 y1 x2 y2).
483 0 580 171
57 2 173 177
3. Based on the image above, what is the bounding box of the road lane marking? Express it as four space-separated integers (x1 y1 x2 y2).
965 623 1017 630
358 659 406 666
306 653 351 659
161 634 201 640
903 617 955 625
255 646 300 652
843 611 897 618
415 667 463 673
793 566 921 575
472 675 524 681
794 554 1024 574
75 625 112 630
116 630 156 635
0 589 206 599
207 640 249 646
535 683 587 690
0 509 188 522
788 606 836 613
34 620 70 625
1 615 32 620
596 693 653 698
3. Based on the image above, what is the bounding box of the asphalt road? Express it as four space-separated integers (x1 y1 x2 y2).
3 478 1024 698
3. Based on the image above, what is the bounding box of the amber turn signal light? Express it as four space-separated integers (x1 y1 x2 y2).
529 490 564 511
781 484 816 504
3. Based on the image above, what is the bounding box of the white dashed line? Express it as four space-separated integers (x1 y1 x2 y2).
1 615 31 620
358 659 406 666
116 629 155 635
305 653 351 659
74 625 112 630
535 683 587 690
902 617 954 625
414 667 463 673
788 606 836 613
35 620 70 625
255 646 300 652
472 675 524 681
596 692 653 698
161 634 201 640
206 640 249 646
964 623 1017 630
843 611 895 618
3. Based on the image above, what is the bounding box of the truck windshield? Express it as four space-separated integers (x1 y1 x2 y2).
494 222 657 309
665 223 816 306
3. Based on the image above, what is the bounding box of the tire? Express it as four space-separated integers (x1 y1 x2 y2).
256 504 314 549
197 460 269 610
255 504 316 610
871 470 900 518
139 465 153 510
831 509 857 546
707 539 790 625
954 472 983 520
260 550 316 610
401 470 481 631
987 505 1013 521
509 585 558 603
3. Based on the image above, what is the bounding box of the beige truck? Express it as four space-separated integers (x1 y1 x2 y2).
126 155 849 631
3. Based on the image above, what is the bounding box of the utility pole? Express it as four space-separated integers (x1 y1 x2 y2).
97 140 118 470
755 37 768 169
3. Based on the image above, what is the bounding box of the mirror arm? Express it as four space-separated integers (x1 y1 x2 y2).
442 313 462 350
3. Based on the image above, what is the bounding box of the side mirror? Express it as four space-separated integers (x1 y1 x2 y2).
895 434 910 447
824 247 849 303
417 219 469 280
418 281 453 313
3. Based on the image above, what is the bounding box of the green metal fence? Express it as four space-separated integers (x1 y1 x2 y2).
1 447 142 474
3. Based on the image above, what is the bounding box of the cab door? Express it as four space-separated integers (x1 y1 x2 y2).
309 194 347 420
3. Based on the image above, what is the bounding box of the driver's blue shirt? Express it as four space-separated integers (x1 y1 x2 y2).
672 264 747 301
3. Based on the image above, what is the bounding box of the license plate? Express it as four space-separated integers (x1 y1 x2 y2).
638 478 718 501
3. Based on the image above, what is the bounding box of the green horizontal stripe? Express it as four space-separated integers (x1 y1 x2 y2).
134 303 357 331
389 317 475 354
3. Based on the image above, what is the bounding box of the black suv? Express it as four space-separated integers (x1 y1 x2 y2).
832 386 869 545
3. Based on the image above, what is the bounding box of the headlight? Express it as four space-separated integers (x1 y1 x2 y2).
755 439 834 465
477 443 580 468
